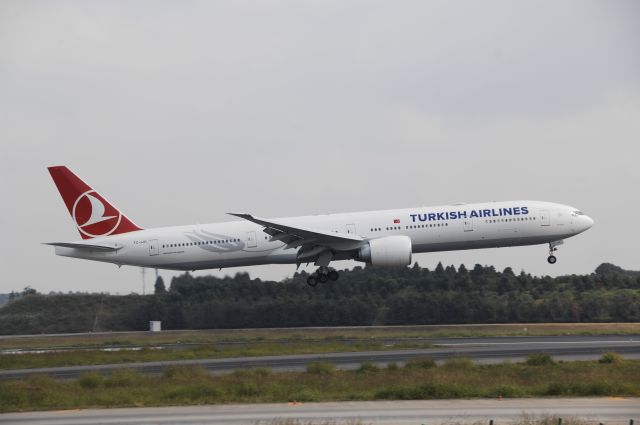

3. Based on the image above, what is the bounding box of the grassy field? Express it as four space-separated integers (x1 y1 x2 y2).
0 323 640 370
0 340 432 370
1 355 638 412
2 323 637 370
1 323 638 350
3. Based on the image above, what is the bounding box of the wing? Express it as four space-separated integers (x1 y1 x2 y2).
228 213 365 266
44 242 121 252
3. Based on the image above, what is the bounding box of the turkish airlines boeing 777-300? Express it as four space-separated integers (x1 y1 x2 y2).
46 166 594 286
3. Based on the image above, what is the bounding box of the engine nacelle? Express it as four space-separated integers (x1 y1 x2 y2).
358 235 412 267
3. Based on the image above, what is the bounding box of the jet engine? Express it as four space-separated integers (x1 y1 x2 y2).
357 235 412 267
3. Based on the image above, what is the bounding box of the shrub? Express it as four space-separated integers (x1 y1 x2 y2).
357 362 380 374
106 369 141 387
443 357 474 369
386 362 399 371
544 382 567 396
251 367 273 377
78 372 104 389
234 381 260 397
306 362 336 375
162 384 221 401
599 352 622 364
404 357 436 369
541 382 628 397
26 374 54 388
290 387 319 402
375 383 473 400
491 384 526 398
525 353 555 366
163 365 207 380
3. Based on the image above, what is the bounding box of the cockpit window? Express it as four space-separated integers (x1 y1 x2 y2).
572 210 584 216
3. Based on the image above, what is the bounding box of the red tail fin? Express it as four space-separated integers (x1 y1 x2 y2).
48 166 143 239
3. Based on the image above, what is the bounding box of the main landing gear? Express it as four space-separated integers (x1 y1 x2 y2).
306 268 339 287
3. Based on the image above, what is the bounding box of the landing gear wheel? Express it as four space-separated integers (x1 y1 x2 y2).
327 270 339 281
547 242 560 264
306 276 318 287
318 273 329 283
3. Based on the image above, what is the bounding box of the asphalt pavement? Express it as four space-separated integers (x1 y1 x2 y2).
1 398 638 424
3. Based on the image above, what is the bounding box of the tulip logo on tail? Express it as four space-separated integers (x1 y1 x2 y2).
72 191 122 237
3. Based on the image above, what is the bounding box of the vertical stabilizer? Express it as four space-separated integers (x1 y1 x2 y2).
47 166 143 239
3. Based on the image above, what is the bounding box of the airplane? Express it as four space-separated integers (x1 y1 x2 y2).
46 166 594 287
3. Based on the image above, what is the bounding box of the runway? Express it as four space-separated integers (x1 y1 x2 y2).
1 398 638 424
1 335 638 380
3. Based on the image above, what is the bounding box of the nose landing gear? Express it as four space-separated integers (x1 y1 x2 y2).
547 241 563 264
306 268 340 286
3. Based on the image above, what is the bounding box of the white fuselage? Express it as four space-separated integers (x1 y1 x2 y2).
53 200 593 271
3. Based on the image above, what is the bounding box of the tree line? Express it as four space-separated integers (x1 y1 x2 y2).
0 262 638 334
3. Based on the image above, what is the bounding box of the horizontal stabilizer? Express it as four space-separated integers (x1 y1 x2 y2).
44 242 121 252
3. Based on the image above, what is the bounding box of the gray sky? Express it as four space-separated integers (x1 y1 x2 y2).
1 0 639 294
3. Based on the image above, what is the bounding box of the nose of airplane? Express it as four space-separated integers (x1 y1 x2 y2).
581 215 594 231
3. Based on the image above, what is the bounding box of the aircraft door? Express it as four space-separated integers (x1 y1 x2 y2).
346 224 356 234
539 210 551 226
463 218 473 232
247 231 257 248
149 239 159 256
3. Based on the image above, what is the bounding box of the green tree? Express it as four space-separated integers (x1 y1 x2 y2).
154 276 166 294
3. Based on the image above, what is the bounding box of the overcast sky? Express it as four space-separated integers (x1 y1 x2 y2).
1 0 639 294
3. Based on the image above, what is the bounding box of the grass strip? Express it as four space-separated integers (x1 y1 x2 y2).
1 323 638 351
1 356 638 412
0 341 431 370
